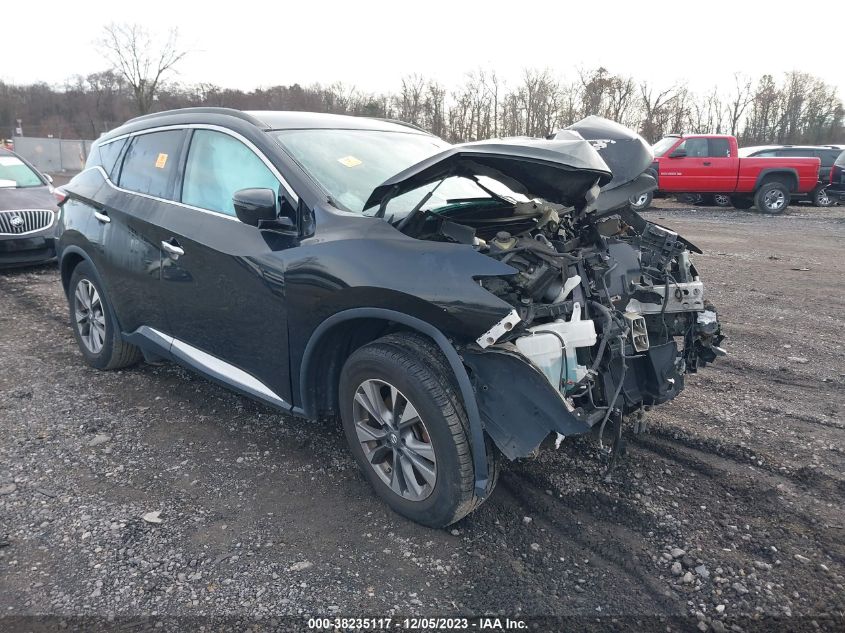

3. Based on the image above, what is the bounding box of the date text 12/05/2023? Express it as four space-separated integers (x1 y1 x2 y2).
306 617 528 630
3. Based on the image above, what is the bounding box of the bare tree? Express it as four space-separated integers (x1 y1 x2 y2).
3 61 842 145
727 73 753 136
99 23 188 115
639 82 676 142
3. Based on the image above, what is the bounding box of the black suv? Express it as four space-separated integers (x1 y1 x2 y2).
739 145 845 206
57 108 723 527
826 150 845 203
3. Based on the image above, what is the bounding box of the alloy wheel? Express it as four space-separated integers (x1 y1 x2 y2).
764 189 786 211
817 189 831 206
352 378 437 501
631 193 649 207
74 279 106 354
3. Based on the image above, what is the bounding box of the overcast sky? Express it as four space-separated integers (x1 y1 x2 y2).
7 0 843 97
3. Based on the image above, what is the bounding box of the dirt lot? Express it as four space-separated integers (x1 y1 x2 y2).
1 202 843 632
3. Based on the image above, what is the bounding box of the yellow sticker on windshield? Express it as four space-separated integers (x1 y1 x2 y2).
155 153 168 169
337 155 362 168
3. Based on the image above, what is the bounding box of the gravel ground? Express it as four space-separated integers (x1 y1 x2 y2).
1 201 843 632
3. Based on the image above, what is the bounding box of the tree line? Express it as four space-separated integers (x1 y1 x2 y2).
2 66 842 146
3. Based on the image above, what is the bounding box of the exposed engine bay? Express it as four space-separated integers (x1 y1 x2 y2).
405 197 724 442
380 117 725 455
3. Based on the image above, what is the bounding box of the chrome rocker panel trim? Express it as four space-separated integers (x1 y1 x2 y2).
129 325 292 411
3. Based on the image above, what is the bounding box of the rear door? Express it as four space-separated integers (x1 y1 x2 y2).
100 129 187 334
157 128 299 405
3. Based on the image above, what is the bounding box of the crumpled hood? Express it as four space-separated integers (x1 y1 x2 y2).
554 116 656 213
363 137 613 211
0 185 57 212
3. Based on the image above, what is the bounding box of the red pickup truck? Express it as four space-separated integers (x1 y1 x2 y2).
640 134 821 214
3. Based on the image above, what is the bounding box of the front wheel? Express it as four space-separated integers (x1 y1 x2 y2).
339 332 498 527
755 182 790 214
628 191 653 211
714 194 732 207
812 186 833 207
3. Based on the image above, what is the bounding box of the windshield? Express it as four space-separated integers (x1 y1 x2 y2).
652 137 680 157
273 129 449 213
0 154 43 188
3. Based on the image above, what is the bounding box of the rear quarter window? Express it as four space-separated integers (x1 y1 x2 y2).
118 130 185 200
708 138 731 158
86 138 128 180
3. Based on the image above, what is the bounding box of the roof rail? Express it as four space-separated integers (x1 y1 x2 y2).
124 107 264 127
376 118 429 134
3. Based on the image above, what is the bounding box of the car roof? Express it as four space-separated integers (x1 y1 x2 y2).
244 111 428 133
102 107 429 144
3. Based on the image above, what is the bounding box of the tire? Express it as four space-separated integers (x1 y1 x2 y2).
677 193 702 205
714 194 732 207
729 195 754 210
628 191 653 211
699 194 716 206
755 181 790 214
811 186 833 208
68 260 142 370
339 332 498 527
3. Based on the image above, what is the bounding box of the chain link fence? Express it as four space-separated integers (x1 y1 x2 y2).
12 137 93 174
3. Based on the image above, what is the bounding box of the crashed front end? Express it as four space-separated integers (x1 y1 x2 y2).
463 203 724 458
375 116 724 459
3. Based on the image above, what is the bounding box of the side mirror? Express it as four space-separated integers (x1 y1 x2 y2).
670 148 687 158
233 188 278 226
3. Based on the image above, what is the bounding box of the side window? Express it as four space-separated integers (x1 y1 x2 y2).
181 130 280 217
708 138 731 158
118 131 185 200
97 138 128 180
820 150 838 168
678 138 708 157
755 151 777 157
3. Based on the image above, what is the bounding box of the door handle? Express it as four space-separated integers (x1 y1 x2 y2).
161 239 185 258
703 161 712 166
93 210 110 223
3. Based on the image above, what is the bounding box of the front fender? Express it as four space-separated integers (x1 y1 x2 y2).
299 307 493 497
462 347 592 459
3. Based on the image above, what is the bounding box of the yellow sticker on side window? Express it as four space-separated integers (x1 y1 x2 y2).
337 155 362 168
155 153 168 169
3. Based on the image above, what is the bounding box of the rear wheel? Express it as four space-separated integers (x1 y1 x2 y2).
68 261 141 370
811 186 833 207
729 195 754 210
755 182 790 214
339 332 498 527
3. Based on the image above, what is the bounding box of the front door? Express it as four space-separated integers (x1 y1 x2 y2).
660 137 710 192
157 129 298 405
701 137 738 191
